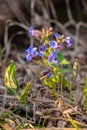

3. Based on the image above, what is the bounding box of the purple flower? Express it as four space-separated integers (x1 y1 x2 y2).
26 45 38 61
54 33 61 38
48 51 59 64
40 68 53 79
48 55 58 64
41 69 49 76
48 54 54 62
66 36 73 46
47 72 53 78
50 40 58 49
29 27 36 36
57 44 62 49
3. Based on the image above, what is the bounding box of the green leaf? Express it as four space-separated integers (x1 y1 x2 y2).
60 59 70 65
51 63 58 69
44 78 58 97
60 68 71 74
42 58 48 65
67 114 79 130
20 82 32 103
4 61 19 95
61 76 69 88
57 52 70 65
44 78 52 88
57 52 64 61
44 78 56 89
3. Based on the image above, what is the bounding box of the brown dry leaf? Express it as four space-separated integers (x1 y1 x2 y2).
55 98 64 108
63 106 78 114
36 110 43 116
57 120 66 128
5 118 15 128
55 97 72 111
28 123 34 129
0 123 9 130
5 118 15 124
73 119 87 127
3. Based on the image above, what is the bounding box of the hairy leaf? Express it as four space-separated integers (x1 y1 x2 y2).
4 61 19 95
58 52 69 65
20 82 32 103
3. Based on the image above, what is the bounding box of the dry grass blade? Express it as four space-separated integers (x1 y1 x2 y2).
6 0 29 25
63 106 78 114
66 114 87 127
65 0 76 25
4 19 29 58
49 0 58 19
81 0 87 12
0 85 7 115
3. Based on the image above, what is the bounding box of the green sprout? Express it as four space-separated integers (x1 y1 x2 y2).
4 60 32 104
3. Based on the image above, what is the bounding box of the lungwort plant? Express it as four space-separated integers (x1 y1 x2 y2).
4 27 73 100
4 60 32 104
26 27 73 97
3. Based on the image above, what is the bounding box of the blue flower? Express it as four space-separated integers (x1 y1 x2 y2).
39 51 44 57
66 36 73 46
54 33 61 38
50 40 58 49
52 51 58 58
31 47 38 56
26 45 38 61
29 27 36 36
26 54 32 61
39 44 47 58
48 55 58 64
26 45 33 55
40 44 47 51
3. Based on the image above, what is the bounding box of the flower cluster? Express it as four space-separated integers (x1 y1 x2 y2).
26 45 38 61
26 27 73 78
29 27 41 37
40 66 53 79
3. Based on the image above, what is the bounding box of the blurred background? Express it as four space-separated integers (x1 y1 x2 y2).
0 0 87 63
